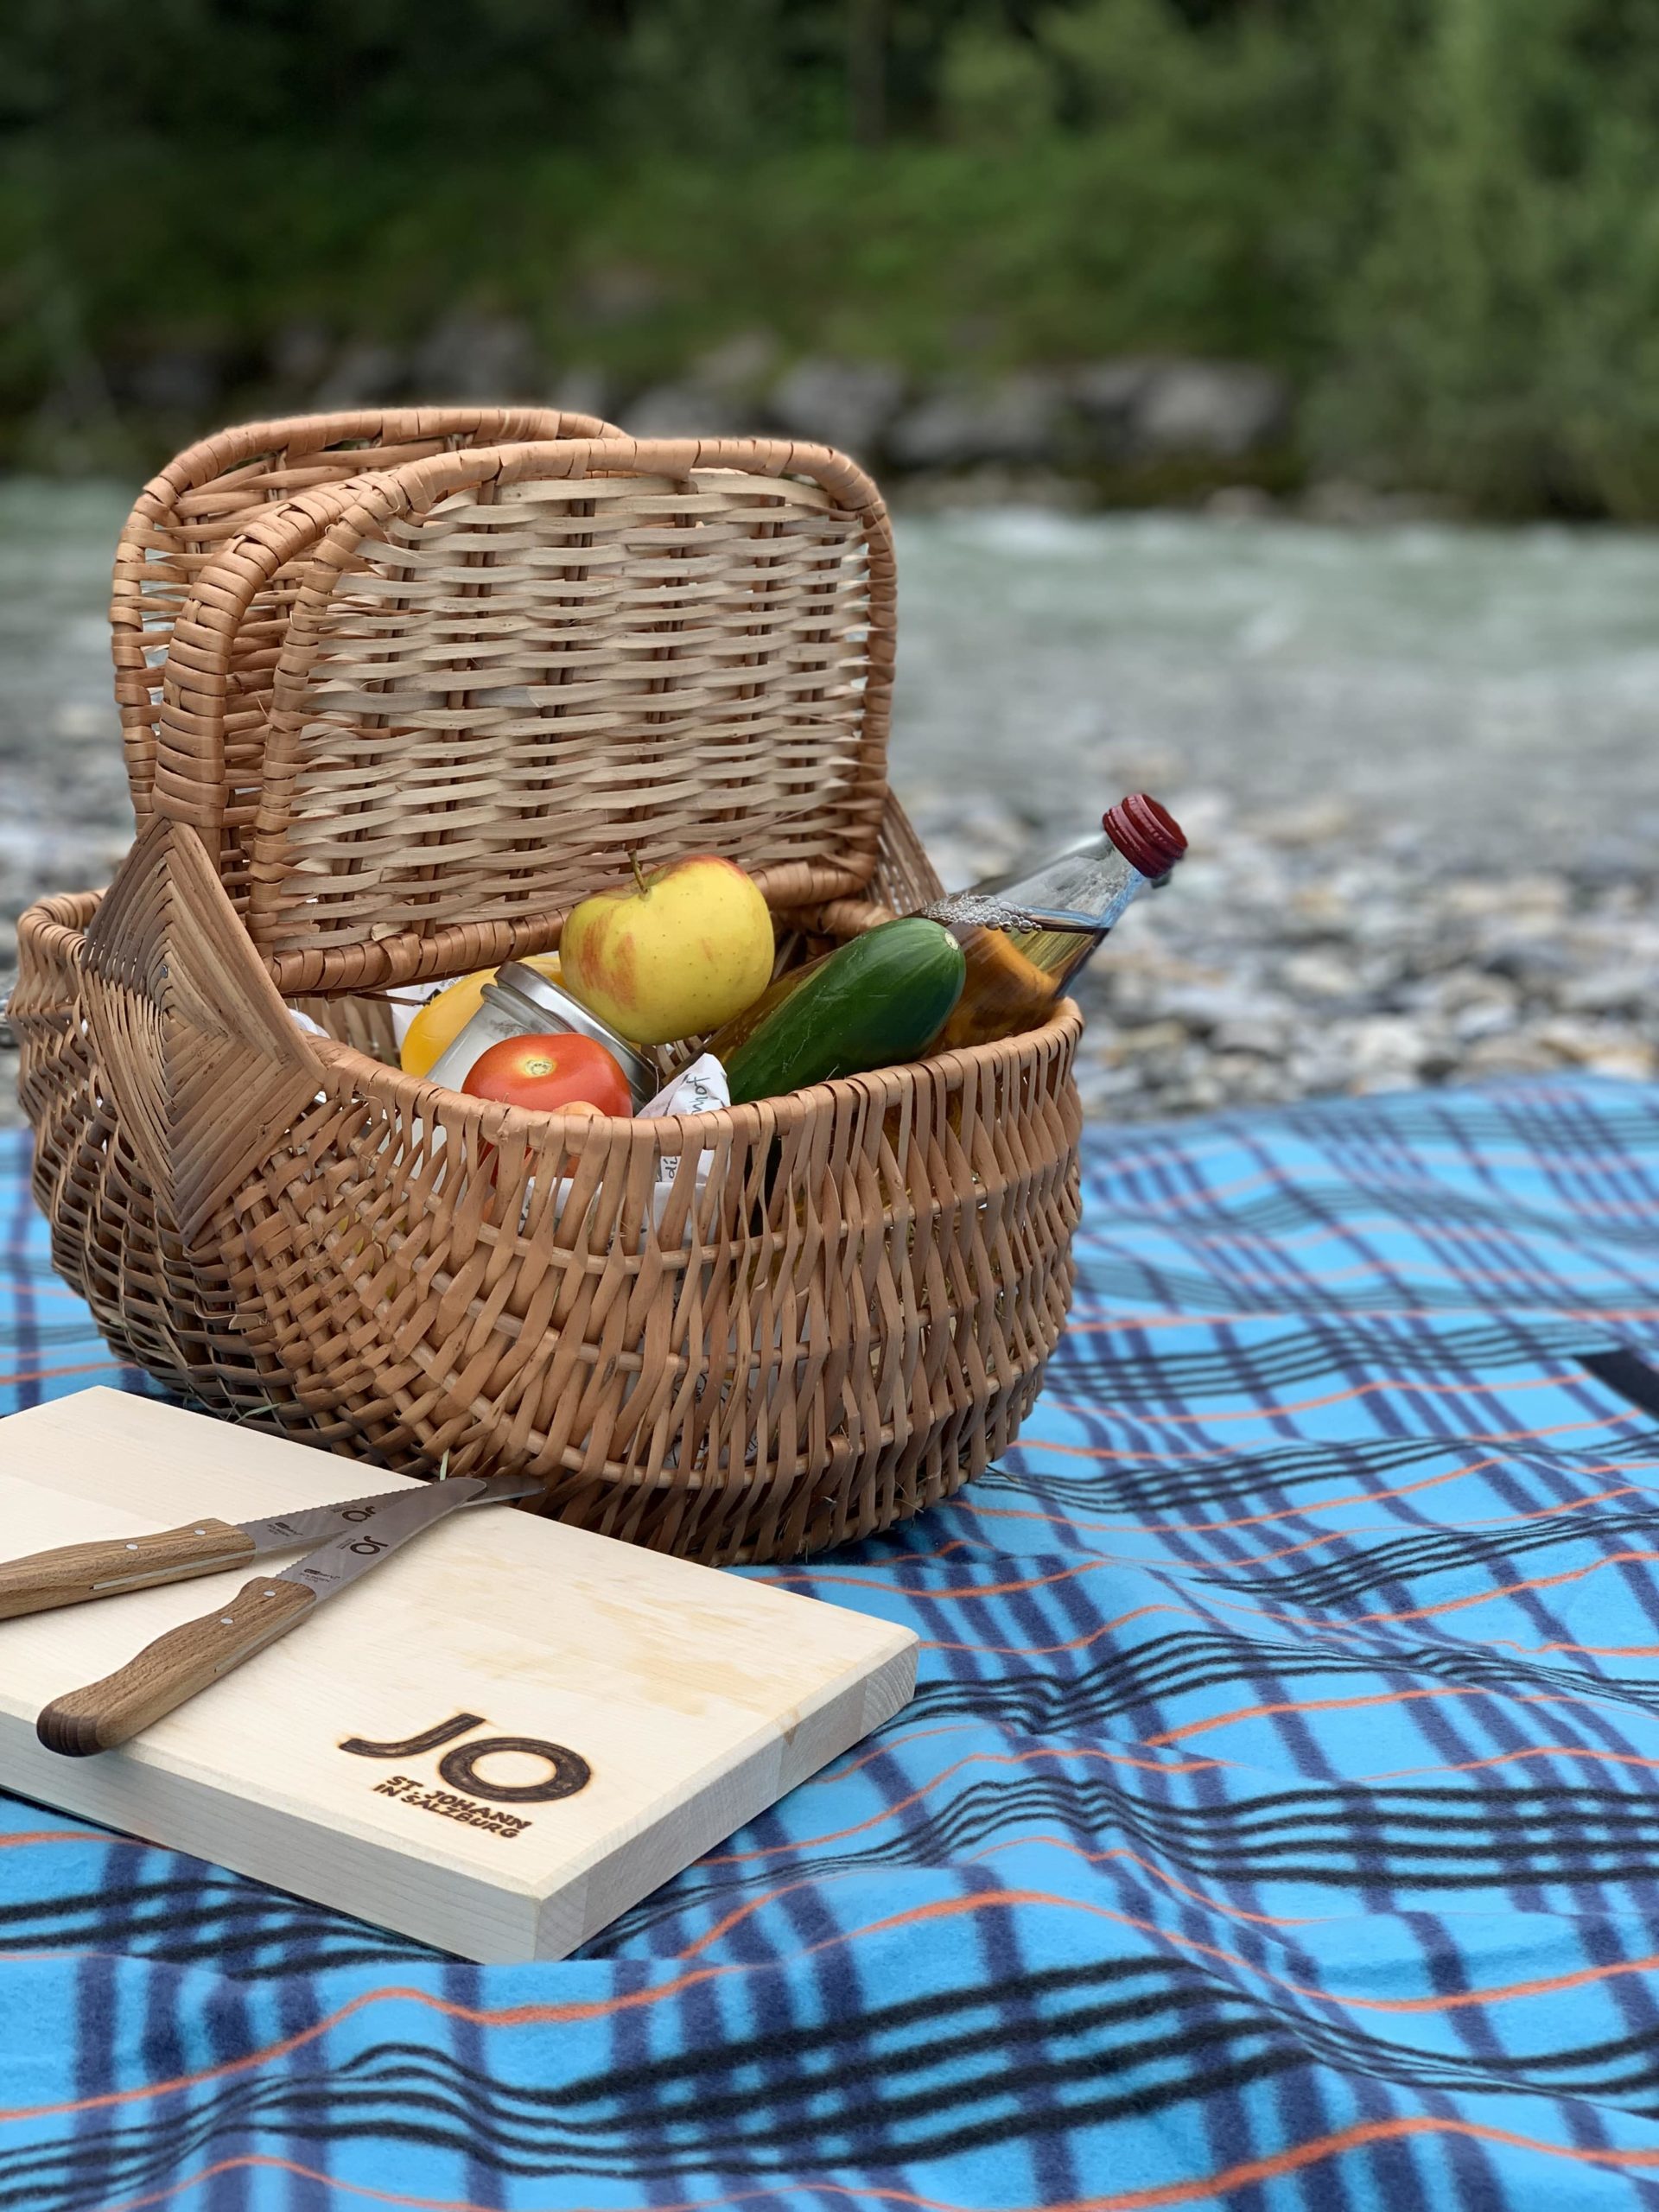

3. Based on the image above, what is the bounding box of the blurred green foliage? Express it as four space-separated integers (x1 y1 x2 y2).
4 0 1659 512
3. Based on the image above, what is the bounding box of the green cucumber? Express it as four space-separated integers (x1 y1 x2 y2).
723 917 967 1105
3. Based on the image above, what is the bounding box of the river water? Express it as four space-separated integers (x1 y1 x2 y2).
894 505 1659 868
6 480 1658 882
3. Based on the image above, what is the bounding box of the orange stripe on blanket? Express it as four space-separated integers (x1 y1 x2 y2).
9 1885 1659 2126
1021 1407 1643 1460
0 1830 118 1848
0 1359 124 1388
1068 1305 1659 1332
1357 1546 1659 1624
1142 1681 1621 1746
920 1600 1197 1656
1357 1743 1659 1781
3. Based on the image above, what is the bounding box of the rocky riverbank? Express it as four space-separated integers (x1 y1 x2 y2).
912 793 1659 1121
4 490 1656 1133
5 785 1655 1133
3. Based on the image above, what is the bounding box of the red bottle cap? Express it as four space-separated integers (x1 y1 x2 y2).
1103 794 1186 878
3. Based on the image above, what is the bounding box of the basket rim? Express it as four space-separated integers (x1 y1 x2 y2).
121 405 623 516
307 998 1084 1152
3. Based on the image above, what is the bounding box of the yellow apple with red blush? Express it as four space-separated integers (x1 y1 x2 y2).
560 855 776 1046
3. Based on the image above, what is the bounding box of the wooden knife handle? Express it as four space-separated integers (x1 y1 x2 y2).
0 1520 257 1620
36 1576 316 1757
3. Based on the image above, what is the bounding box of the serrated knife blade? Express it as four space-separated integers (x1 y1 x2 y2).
270 1472 542 1603
238 1471 540 1565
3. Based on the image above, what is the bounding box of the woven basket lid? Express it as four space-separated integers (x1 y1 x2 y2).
156 436 897 996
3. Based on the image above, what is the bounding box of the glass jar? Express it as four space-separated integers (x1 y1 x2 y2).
423 962 659 1105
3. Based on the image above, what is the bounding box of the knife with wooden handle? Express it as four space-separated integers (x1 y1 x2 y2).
0 1521 256 1619
36 1577 318 1756
29 1471 543 1755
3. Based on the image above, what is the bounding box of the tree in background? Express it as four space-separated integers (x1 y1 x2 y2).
3 0 1659 513
1319 0 1659 515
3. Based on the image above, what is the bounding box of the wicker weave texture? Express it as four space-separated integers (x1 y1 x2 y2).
266 1017 1082 1561
113 407 615 899
249 473 882 957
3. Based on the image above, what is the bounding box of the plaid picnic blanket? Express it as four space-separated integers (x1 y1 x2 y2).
5 1072 1659 2212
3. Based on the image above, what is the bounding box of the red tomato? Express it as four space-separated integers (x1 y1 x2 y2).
461 1032 632 1118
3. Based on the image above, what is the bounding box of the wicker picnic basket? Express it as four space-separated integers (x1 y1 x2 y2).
14 429 1083 1564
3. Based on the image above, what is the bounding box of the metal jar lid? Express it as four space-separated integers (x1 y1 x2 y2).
486 964 659 1104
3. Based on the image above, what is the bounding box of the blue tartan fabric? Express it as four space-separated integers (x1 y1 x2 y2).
5 1073 1659 2210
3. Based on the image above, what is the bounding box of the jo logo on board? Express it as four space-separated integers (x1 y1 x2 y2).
340 1712 590 1840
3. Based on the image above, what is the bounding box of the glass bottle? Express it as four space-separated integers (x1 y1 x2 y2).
923 791 1186 1050
707 792 1186 1064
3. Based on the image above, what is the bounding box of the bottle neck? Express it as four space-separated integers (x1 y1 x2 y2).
922 829 1147 938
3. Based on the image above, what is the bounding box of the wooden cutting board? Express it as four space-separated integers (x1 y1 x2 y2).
0 1390 917 1961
